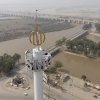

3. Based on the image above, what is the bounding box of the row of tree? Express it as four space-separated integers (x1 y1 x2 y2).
95 24 100 33
66 38 100 58
0 53 21 74
55 37 66 46
82 24 92 30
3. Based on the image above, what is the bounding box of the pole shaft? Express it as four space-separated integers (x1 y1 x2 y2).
34 71 43 100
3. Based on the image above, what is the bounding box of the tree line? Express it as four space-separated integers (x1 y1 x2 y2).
0 53 21 74
95 24 100 33
82 24 92 30
66 38 100 58
55 37 66 46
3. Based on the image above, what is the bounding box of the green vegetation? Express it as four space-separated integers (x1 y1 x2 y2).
45 61 63 74
13 53 21 64
81 75 87 81
66 38 100 58
82 24 92 30
54 61 63 68
95 23 100 33
0 53 21 74
55 37 66 46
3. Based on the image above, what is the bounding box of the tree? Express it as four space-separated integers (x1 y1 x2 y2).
3 61 13 73
66 40 71 46
0 56 3 72
66 38 100 58
0 53 21 74
95 24 100 33
55 40 63 46
3 53 11 62
61 37 66 44
54 61 63 68
66 40 74 50
50 67 57 73
56 37 66 46
45 66 57 74
83 24 92 30
81 75 87 81
45 61 63 74
13 53 21 64
0 54 15 74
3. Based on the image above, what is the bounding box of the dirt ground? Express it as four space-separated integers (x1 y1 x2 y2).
86 33 100 43
51 51 100 84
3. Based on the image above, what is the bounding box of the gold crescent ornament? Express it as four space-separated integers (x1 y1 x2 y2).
29 10 45 46
29 30 45 46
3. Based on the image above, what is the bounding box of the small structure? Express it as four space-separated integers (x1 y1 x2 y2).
12 76 24 86
60 74 70 82
94 85 100 90
85 82 100 90
24 93 28 96
10 75 28 88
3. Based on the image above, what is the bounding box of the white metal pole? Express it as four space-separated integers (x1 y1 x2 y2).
33 71 43 100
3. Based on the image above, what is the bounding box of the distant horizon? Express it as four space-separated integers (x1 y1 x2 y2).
0 0 100 11
0 4 100 12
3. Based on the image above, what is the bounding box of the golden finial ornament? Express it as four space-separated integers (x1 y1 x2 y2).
29 10 45 46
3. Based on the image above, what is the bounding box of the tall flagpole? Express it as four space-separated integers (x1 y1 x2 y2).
25 10 51 100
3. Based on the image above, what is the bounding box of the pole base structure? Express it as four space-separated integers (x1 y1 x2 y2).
25 47 51 100
34 71 43 100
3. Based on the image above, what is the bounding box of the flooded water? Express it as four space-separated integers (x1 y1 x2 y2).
52 52 100 84
0 25 82 62
1 25 99 84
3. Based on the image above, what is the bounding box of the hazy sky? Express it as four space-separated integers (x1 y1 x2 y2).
0 0 100 10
